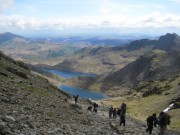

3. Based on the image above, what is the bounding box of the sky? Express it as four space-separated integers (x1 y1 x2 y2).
0 0 180 36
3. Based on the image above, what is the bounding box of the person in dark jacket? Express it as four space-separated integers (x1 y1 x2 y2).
87 106 92 112
109 106 113 118
146 113 156 134
93 102 98 113
113 108 117 118
73 95 79 104
158 112 171 135
119 103 126 126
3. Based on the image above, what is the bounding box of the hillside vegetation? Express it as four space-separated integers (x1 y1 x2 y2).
102 75 180 131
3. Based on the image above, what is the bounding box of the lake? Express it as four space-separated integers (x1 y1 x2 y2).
47 69 97 78
46 69 108 100
59 84 108 100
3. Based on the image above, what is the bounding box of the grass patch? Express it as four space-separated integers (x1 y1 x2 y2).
101 77 180 131
19 83 51 97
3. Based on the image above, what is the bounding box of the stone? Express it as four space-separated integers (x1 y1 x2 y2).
2 116 16 122
26 121 34 129
0 121 6 135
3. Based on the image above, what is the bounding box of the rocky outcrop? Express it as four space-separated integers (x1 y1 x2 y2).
6 67 29 79
154 33 180 51
171 96 180 109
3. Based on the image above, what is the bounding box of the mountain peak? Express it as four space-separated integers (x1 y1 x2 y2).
0 32 25 45
154 33 180 51
0 32 25 38
0 32 15 36
164 33 178 39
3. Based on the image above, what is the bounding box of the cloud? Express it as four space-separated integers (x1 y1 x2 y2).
0 12 180 33
0 0 14 13
172 0 180 3
99 6 111 14
0 15 39 30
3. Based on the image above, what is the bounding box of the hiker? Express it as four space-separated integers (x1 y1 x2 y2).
64 98 68 102
118 103 126 126
113 108 117 118
146 113 157 134
73 95 79 103
87 106 92 112
93 102 99 113
154 114 159 128
109 106 113 118
158 112 171 135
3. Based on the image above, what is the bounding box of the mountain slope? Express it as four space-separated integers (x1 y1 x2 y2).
1 50 117 134
53 39 156 74
103 50 180 87
102 33 180 87
102 75 180 131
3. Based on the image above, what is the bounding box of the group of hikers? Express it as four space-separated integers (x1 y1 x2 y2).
87 102 99 113
109 103 171 135
73 95 171 135
146 112 171 135
73 95 99 113
109 103 127 126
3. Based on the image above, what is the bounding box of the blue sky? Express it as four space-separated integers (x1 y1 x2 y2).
0 0 180 36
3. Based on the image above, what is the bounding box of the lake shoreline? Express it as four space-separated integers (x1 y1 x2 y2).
59 84 108 100
44 69 108 100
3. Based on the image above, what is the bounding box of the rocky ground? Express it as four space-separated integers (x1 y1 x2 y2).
1 90 180 135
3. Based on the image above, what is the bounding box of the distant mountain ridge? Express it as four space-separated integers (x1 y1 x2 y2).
0 32 148 65
52 38 157 74
83 33 180 92
0 32 81 63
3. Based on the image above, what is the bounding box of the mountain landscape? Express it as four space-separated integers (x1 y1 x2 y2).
1 0 180 134
2 50 180 134
101 33 180 88
51 39 156 74
63 33 180 91
1 50 123 134
58 33 180 131
0 32 81 64
0 32 180 134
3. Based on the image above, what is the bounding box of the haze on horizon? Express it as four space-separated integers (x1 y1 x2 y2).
0 0 180 37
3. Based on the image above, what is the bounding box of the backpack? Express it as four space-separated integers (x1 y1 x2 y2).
159 112 171 126
117 108 121 115
146 116 154 124
166 113 171 125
